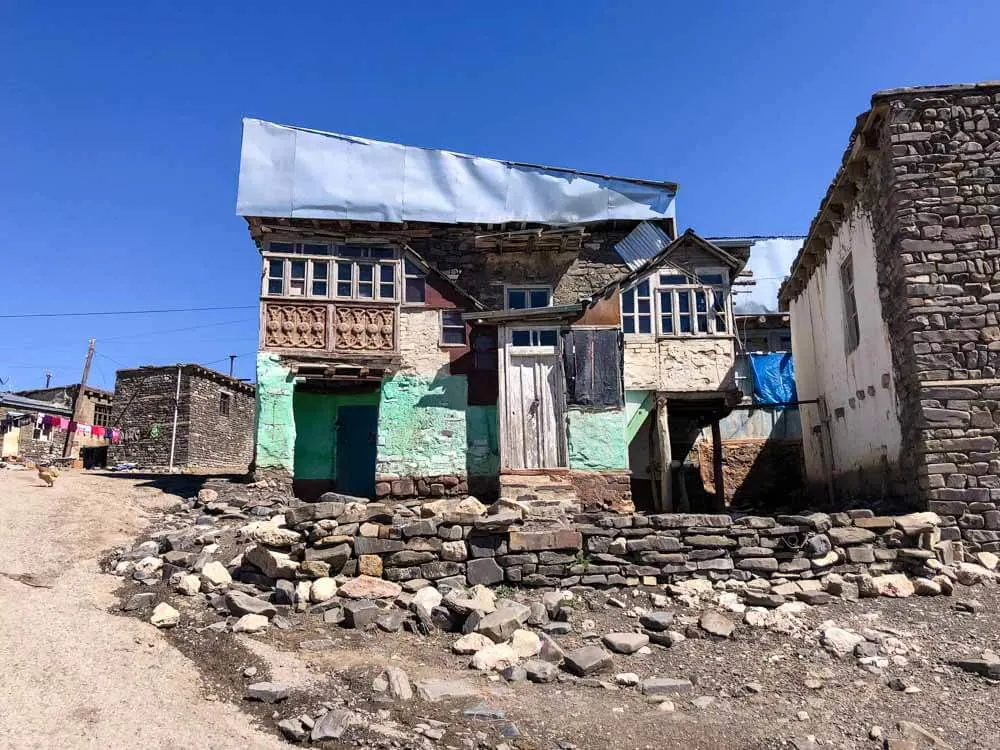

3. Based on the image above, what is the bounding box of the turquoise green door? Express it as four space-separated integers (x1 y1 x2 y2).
335 405 379 498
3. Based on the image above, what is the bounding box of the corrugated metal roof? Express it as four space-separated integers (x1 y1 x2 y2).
614 221 672 270
0 393 74 416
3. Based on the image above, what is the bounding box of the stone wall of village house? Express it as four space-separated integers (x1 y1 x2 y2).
185 375 255 471
408 226 633 309
789 204 904 502
875 85 1000 544
109 368 192 467
623 338 735 392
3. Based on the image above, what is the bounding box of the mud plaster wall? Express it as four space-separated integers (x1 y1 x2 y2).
566 407 628 471
696 438 805 507
623 338 735 392
255 353 296 474
790 204 903 499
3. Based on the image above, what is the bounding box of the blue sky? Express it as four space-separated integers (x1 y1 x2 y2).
2 1 998 391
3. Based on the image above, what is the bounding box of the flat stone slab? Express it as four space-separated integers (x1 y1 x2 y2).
954 658 1000 679
524 659 559 683
699 610 735 638
563 646 613 676
245 682 290 703
337 575 402 600
225 590 277 617
475 607 523 643
311 709 354 741
602 632 650 654
639 677 694 696
415 679 480 702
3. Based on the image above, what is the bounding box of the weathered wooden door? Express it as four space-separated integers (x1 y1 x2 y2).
499 327 567 469
1 425 20 458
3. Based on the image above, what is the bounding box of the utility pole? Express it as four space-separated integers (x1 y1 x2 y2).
63 339 96 460
228 354 236 377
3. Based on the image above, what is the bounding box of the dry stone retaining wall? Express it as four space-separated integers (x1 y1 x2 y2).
282 498 956 590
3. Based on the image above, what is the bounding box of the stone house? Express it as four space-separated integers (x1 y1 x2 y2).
1 385 113 463
108 364 255 472
239 119 787 509
779 81 1000 544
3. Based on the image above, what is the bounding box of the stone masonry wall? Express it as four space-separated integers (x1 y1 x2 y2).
186 374 256 471
875 85 1000 538
279 496 953 593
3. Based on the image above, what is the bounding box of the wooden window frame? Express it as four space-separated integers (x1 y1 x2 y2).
262 246 399 303
219 391 232 418
841 254 860 353
440 310 468 347
622 266 732 339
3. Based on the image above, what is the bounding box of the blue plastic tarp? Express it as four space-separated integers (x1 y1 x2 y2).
749 353 797 406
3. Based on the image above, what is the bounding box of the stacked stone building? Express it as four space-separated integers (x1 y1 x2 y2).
108 364 255 472
780 81 1000 550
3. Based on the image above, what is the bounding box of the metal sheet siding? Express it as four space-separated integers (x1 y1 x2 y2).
614 221 672 270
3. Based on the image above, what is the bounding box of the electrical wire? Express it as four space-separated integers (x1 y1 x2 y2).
0 305 257 320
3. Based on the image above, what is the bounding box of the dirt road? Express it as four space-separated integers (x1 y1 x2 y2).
0 468 284 750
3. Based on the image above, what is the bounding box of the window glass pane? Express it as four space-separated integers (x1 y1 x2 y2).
442 311 464 326
712 290 727 332
337 282 352 297
268 259 283 277
622 289 635 314
370 247 395 260
290 261 306 279
303 243 328 255
358 264 374 282
678 293 691 332
405 277 425 303
269 242 294 253
695 291 709 332
623 317 635 334
638 316 652 334
313 281 328 297
511 330 531 346
336 245 364 258
507 290 527 309
337 263 352 281
678 293 690 313
660 274 687 285
529 289 550 308
659 291 673 334
637 280 650 296
268 279 283 295
380 265 394 282
442 327 466 345
698 273 725 285
404 258 424 276
313 261 328 279
289 279 305 296
638 298 650 314
538 330 558 346
358 283 374 298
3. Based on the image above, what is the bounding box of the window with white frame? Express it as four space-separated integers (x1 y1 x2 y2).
403 258 426 304
263 242 398 302
506 286 557 347
621 268 731 337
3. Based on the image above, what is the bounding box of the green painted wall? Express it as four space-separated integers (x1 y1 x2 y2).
377 373 470 477
255 353 296 472
466 405 500 477
566 407 628 471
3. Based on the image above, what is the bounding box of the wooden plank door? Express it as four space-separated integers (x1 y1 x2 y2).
499 327 567 469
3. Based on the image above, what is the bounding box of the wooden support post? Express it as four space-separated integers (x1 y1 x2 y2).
711 419 725 512
656 397 672 512
63 338 96 460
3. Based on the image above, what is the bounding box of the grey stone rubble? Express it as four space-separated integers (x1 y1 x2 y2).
105 480 999 745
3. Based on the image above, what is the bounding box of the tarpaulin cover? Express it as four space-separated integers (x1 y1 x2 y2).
237 119 677 225
749 353 797 406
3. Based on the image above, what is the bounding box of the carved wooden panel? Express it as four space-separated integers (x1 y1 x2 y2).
263 303 328 350
334 306 395 352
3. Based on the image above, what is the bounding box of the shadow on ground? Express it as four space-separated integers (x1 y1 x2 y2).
93 471 247 500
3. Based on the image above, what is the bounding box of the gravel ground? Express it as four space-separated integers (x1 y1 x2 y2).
4 467 998 750
0 467 285 750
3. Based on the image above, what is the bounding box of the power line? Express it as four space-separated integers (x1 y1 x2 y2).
0 305 257 320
